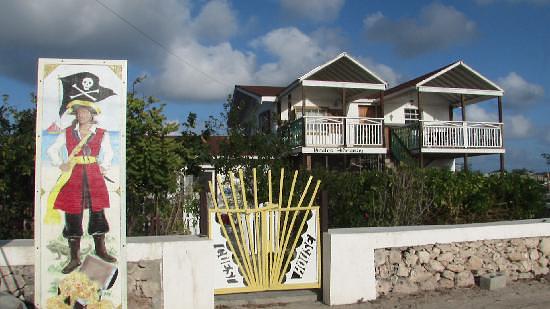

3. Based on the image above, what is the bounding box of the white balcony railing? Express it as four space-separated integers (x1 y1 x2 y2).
421 120 503 148
302 116 383 147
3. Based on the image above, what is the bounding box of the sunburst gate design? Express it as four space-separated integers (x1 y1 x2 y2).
209 168 321 294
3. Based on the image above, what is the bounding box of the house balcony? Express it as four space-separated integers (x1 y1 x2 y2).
391 120 505 156
279 116 387 154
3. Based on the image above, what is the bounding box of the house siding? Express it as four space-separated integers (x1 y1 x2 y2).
384 91 450 125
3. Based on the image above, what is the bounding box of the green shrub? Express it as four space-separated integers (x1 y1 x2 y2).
311 168 546 228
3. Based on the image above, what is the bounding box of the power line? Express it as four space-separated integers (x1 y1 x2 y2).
93 0 229 87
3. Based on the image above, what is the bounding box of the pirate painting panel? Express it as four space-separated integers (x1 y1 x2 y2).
35 59 127 309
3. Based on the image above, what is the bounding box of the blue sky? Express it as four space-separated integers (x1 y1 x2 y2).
0 0 548 171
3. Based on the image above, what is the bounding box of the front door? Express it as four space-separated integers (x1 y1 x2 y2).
208 169 321 294
358 105 377 118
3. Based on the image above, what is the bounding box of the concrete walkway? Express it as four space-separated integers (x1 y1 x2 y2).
216 278 550 308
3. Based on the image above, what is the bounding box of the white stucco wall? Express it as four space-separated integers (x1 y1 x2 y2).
322 219 550 305
0 236 215 309
384 91 450 125
280 86 345 120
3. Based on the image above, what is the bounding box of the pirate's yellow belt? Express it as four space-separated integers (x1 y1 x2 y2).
44 134 93 225
72 156 97 164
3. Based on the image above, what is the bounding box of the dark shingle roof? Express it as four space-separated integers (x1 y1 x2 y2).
236 85 285 97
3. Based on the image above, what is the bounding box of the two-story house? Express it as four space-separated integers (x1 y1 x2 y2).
231 52 505 171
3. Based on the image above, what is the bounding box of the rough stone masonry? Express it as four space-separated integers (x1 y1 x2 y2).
375 237 550 296
0 260 162 309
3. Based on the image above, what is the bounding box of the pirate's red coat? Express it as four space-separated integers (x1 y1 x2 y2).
54 127 110 214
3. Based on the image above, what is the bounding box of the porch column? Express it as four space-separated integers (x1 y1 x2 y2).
418 91 424 168
288 94 292 121
302 84 306 117
342 88 346 113
461 95 468 172
379 91 385 118
277 101 282 126
343 88 347 147
303 154 312 171
380 91 385 148
498 96 505 174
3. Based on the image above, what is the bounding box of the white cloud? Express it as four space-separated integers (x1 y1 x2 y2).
358 57 402 87
279 0 345 22
310 27 349 49
466 105 497 122
191 0 238 44
0 0 193 80
150 41 256 101
363 3 476 57
364 12 384 28
250 27 340 85
506 114 533 138
467 106 534 139
498 72 544 108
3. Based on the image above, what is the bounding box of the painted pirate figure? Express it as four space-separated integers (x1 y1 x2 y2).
47 72 117 274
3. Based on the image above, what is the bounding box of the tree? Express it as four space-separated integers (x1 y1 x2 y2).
0 95 36 238
126 94 187 235
177 112 212 176
210 94 293 175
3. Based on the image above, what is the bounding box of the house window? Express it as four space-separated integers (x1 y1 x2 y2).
404 108 420 124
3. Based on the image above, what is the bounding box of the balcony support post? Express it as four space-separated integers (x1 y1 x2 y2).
498 96 505 174
288 94 292 121
302 117 306 147
302 84 306 118
303 154 312 171
343 88 347 147
380 91 385 147
461 95 469 172
418 91 424 168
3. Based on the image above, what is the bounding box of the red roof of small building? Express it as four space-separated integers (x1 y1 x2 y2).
205 136 228 155
236 85 285 97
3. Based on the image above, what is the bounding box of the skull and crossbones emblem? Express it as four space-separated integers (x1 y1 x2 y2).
70 78 99 101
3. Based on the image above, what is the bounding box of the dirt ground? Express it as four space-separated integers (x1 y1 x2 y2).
285 278 550 309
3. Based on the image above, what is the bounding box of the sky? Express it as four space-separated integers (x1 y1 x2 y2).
0 0 548 172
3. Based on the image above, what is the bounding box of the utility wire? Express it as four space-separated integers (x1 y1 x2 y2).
93 0 229 87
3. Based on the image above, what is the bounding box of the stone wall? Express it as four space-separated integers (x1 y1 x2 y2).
0 261 163 308
0 265 34 304
375 237 550 296
128 260 162 309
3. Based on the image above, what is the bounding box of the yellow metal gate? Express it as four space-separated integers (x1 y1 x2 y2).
208 169 321 294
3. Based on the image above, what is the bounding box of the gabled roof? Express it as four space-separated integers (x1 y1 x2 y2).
236 85 285 97
299 52 387 86
279 52 387 102
384 61 503 106
384 62 457 97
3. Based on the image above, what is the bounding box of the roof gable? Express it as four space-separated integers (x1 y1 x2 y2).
299 52 387 85
385 61 503 100
419 62 502 92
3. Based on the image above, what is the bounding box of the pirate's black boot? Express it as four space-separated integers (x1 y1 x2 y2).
93 234 117 263
62 237 81 274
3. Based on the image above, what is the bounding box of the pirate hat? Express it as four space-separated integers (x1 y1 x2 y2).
59 72 115 116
